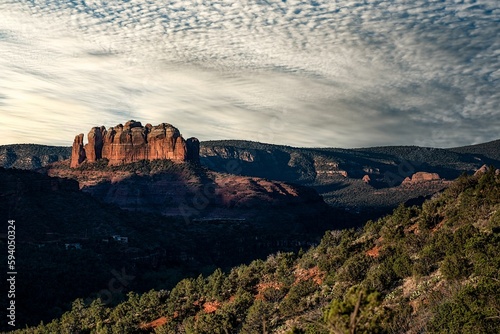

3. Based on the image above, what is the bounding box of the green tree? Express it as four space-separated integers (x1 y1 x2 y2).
241 300 274 334
324 286 387 334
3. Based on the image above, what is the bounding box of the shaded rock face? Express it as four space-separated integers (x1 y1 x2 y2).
186 137 200 163
71 121 199 167
84 127 104 163
47 163 328 219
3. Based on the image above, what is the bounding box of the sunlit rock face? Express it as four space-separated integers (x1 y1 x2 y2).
70 133 86 168
71 120 199 167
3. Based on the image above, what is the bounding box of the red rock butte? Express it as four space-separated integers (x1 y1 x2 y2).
70 120 199 168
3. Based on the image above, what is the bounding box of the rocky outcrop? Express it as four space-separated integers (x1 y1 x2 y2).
101 121 149 165
70 121 199 167
362 175 371 183
186 138 200 163
474 164 489 176
475 164 500 176
70 134 86 168
84 127 104 163
403 172 441 184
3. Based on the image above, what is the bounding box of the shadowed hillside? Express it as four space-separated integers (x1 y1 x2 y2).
14 168 500 333
0 164 349 331
0 144 70 169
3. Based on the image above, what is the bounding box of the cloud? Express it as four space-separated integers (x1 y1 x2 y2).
0 0 498 148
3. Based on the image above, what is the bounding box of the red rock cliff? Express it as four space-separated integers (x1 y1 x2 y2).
70 133 86 168
71 120 199 167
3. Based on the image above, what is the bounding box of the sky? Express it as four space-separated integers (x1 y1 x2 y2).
0 0 498 148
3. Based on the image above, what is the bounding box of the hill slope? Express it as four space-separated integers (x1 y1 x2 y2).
16 168 500 333
45 159 329 222
201 140 499 212
450 139 500 161
0 144 70 169
2 140 498 215
0 165 339 331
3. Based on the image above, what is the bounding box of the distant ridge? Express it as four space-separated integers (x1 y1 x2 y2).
0 143 70 169
450 139 500 161
2 139 499 214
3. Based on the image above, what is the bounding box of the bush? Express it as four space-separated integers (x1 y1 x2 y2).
335 253 372 284
280 280 318 317
441 254 471 280
324 286 387 334
392 253 413 279
412 258 433 278
364 261 397 292
428 281 500 333
241 300 274 334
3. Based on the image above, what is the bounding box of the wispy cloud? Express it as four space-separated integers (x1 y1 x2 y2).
0 0 498 148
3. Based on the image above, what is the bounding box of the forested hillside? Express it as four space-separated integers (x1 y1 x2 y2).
16 167 500 333
0 164 338 331
0 144 70 169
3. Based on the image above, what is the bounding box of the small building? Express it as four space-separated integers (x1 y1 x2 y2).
112 235 129 243
65 243 82 250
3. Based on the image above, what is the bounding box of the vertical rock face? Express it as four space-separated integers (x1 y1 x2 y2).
101 121 149 165
70 134 86 168
186 138 200 163
147 123 183 161
70 121 199 167
84 127 105 163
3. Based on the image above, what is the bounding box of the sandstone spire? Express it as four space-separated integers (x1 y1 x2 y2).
70 134 86 168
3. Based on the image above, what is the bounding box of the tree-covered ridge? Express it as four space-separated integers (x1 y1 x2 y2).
451 139 500 162
0 144 71 169
15 168 500 333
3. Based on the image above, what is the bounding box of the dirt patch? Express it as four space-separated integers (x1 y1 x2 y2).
294 266 324 285
431 220 445 233
203 301 222 313
140 316 168 329
256 281 284 300
366 245 382 258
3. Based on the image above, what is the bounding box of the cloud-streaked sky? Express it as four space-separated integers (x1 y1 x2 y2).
0 0 498 148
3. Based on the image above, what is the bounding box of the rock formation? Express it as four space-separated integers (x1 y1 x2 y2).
70 134 86 168
474 164 488 176
84 127 104 163
362 175 371 184
402 172 441 184
70 121 199 167
186 137 200 163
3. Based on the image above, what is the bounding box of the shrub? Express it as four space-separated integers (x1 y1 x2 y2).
364 261 397 292
427 281 500 333
335 253 372 284
280 280 318 317
392 253 413 279
324 286 387 334
441 254 471 280
241 300 274 334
